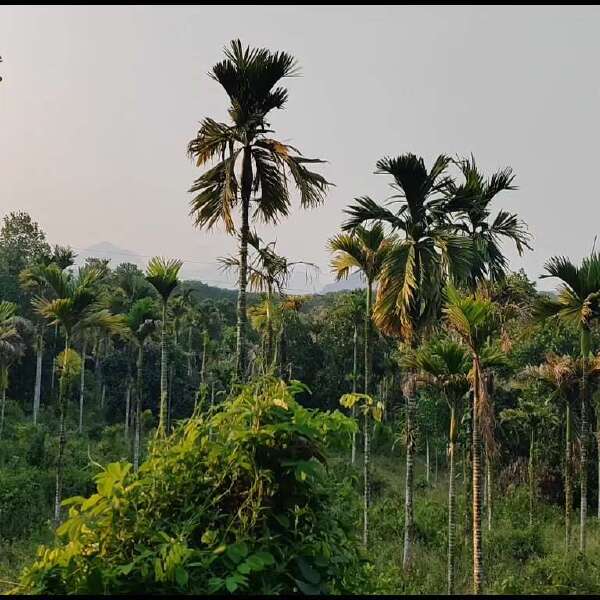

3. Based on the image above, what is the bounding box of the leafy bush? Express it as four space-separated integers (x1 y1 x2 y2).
0 467 52 539
487 525 544 563
15 378 364 595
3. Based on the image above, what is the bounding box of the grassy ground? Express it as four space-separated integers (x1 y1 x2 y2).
356 451 600 594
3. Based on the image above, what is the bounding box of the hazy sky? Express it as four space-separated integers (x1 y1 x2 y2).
2 5 600 292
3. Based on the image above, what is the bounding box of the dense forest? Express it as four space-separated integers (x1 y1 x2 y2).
2 40 600 596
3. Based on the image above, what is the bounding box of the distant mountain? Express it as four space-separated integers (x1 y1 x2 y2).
75 241 145 268
320 271 365 294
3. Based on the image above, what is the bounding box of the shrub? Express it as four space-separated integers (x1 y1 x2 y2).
15 378 365 595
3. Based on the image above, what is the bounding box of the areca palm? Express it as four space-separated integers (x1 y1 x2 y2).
32 264 125 524
343 153 472 569
329 223 391 547
400 337 470 595
444 285 501 595
535 252 600 553
188 40 331 382
125 297 159 471
0 302 31 440
445 156 532 288
145 257 182 436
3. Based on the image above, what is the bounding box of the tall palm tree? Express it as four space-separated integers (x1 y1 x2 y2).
32 264 124 524
329 223 391 547
145 257 182 436
445 156 531 289
344 154 472 569
535 252 600 553
444 285 500 595
0 302 31 439
188 40 331 381
400 337 470 595
125 297 159 471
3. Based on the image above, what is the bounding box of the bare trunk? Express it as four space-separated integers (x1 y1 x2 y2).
134 345 143 472
158 301 168 435
363 282 372 548
0 386 6 441
235 145 252 382
565 402 572 551
33 333 43 425
78 339 87 433
124 382 131 440
426 434 430 484
529 428 535 527
472 359 483 595
403 392 416 570
54 334 69 526
351 324 358 465
580 327 590 553
448 405 457 595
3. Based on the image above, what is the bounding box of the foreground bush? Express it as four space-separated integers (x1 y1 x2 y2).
15 378 363 595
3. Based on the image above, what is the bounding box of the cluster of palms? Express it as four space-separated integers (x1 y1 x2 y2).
5 252 231 524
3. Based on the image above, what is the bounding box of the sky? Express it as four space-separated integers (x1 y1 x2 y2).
2 5 600 292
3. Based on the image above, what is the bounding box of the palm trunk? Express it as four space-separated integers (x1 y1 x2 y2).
158 301 168 436
78 339 87 434
187 325 193 378
134 344 143 472
596 412 600 520
472 358 483 595
124 381 131 440
266 289 274 371
529 428 535 527
403 388 416 570
426 434 430 484
167 363 174 432
201 331 207 384
580 326 590 553
448 404 457 595
0 385 6 441
351 324 358 465
235 145 252 382
363 282 372 548
33 332 43 425
565 402 572 551
54 334 69 526
486 457 492 532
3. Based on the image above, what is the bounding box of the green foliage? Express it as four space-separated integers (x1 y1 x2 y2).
16 378 363 595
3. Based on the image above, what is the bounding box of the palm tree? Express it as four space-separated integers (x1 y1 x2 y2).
32 264 124 524
125 297 159 471
500 396 559 527
0 302 31 439
535 252 600 553
145 257 182 436
445 155 531 289
400 337 470 595
188 40 331 381
221 232 316 372
329 223 391 547
444 285 500 595
344 154 472 569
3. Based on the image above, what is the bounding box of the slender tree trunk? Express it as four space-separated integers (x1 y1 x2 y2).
487 457 492 532
403 386 416 570
158 301 168 435
351 324 358 465
134 345 143 472
580 326 590 553
167 363 174 432
54 334 69 526
448 404 457 595
426 434 430 484
33 332 43 425
235 145 252 382
529 428 535 527
124 381 131 440
363 282 372 547
435 447 439 485
472 358 483 595
596 412 600 520
78 339 87 434
187 325 193 378
0 385 6 441
201 331 207 385
565 402 572 551
266 289 274 371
